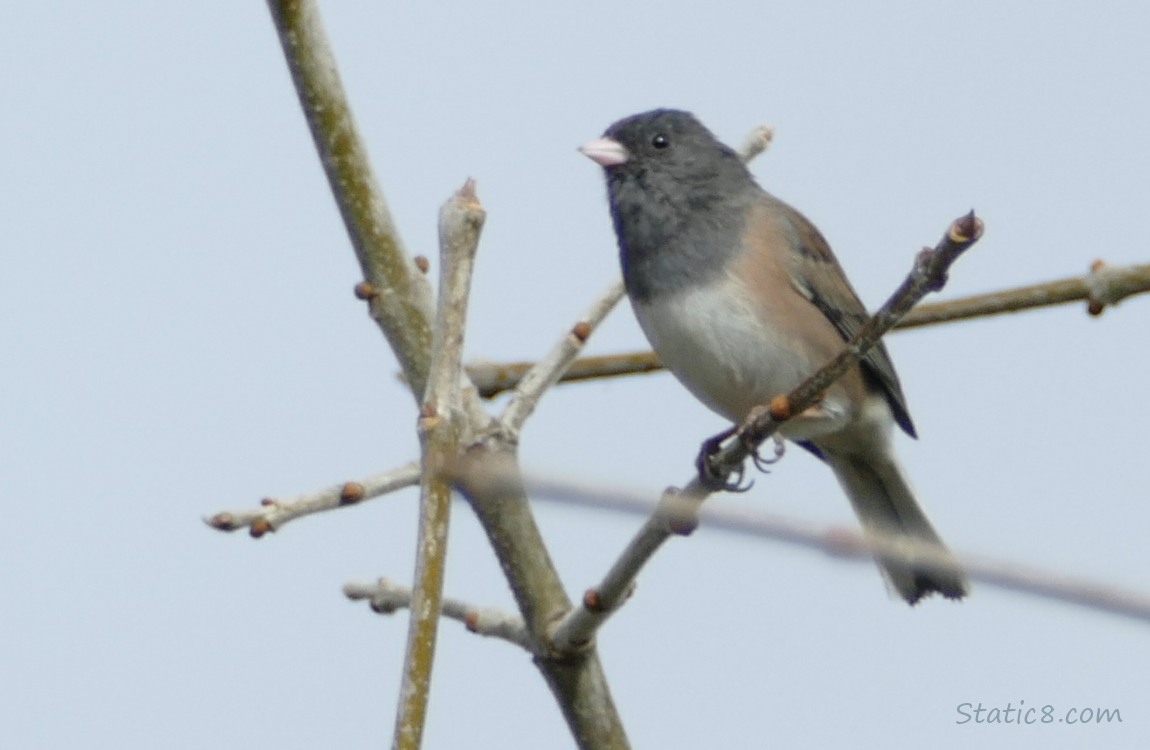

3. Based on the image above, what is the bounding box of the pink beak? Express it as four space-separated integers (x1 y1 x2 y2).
579 137 630 167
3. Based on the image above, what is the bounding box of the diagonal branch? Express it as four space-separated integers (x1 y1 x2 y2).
722 211 984 463
548 211 984 653
499 280 625 437
266 0 435 400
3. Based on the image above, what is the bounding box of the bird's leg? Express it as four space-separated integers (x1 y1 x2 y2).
695 425 753 493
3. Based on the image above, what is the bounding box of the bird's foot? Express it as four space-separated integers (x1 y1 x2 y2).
695 425 753 493
746 432 786 473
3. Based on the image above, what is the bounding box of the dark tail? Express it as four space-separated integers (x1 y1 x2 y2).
827 451 968 604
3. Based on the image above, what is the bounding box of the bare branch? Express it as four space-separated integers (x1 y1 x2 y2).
899 258 1150 328
450 445 629 748
548 487 691 651
392 181 485 750
345 578 532 651
423 179 485 408
548 211 984 653
469 349 665 400
203 463 421 537
266 0 435 400
469 259 1150 399
499 280 626 437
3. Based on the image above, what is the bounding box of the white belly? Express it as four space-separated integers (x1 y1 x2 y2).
632 273 816 424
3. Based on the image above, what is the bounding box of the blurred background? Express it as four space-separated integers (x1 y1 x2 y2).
2 2 1147 748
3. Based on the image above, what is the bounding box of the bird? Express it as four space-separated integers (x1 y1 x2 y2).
580 108 967 604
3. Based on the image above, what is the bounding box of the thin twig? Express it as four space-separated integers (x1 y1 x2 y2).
737 125 775 163
345 578 532 651
499 280 626 437
468 349 664 399
548 211 984 653
393 181 485 750
203 463 421 537
899 258 1150 327
468 260 1150 399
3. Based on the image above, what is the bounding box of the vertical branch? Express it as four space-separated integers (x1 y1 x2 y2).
393 183 485 750
265 4 631 745
266 0 435 399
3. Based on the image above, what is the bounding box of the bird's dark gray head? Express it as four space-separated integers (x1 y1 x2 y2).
582 109 760 302
590 109 754 203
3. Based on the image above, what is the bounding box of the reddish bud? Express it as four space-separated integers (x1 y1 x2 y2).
768 395 792 421
340 482 366 504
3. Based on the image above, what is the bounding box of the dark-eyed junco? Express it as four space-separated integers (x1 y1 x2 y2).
581 108 967 604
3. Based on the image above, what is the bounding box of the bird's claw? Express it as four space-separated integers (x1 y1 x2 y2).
696 425 786 492
746 433 786 473
696 426 755 492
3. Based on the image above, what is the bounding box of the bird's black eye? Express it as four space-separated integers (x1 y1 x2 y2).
651 133 670 149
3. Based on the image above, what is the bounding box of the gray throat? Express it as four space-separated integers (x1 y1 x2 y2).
610 183 756 304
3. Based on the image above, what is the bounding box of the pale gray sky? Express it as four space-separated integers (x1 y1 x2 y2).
3 2 1148 748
